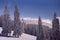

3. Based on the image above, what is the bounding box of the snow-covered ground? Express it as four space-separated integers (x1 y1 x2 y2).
0 27 36 40
0 33 36 40
0 27 2 34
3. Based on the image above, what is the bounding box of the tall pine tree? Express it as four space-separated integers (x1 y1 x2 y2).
51 12 60 40
2 5 11 36
37 16 45 40
13 5 21 38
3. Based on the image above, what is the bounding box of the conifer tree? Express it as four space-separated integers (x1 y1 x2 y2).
13 5 21 37
2 5 11 36
51 12 60 40
37 16 45 40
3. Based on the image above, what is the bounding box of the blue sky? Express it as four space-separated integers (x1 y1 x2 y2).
0 0 60 19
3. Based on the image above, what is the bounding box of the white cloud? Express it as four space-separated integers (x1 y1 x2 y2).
42 18 52 28
42 18 52 25
57 17 60 25
21 17 60 28
21 17 52 28
21 17 38 24
21 17 52 24
57 17 60 20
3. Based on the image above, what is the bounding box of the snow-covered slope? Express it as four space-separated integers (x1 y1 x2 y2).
0 27 36 40
0 33 36 40
0 27 2 34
